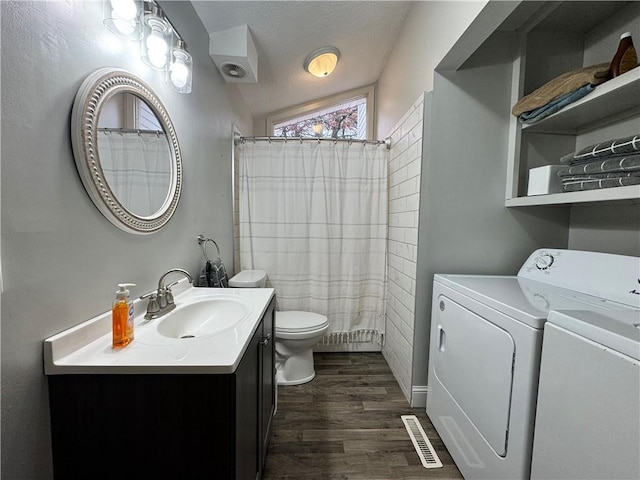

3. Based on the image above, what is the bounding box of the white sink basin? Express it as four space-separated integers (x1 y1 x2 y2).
43 283 275 374
157 297 250 339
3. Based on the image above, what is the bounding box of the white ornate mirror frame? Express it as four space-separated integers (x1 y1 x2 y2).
71 68 182 234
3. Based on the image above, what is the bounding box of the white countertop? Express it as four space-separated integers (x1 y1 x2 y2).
44 283 275 375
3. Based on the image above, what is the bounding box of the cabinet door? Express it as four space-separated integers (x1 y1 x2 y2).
236 324 260 480
260 297 276 467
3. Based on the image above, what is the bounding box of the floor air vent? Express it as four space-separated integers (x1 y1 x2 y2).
401 415 443 469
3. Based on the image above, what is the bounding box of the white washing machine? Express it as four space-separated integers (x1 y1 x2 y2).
531 309 640 480
426 249 640 479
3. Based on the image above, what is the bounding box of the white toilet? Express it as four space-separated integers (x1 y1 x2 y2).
228 270 329 386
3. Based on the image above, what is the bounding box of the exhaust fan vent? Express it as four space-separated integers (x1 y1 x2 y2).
209 24 258 83
220 63 247 79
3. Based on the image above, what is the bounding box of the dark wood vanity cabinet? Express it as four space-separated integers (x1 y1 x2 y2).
259 293 275 465
235 296 276 480
48 296 276 480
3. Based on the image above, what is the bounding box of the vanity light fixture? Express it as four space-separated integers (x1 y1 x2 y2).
304 46 340 78
103 0 193 93
141 2 171 70
168 40 192 93
103 0 142 40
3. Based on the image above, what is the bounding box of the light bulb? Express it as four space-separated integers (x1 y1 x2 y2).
145 26 168 68
168 44 192 93
104 0 140 39
309 53 338 77
170 58 189 88
149 51 167 69
111 0 137 21
304 47 340 78
111 9 136 35
146 28 167 53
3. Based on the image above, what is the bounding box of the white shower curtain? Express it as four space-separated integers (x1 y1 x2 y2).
98 131 172 216
238 140 388 344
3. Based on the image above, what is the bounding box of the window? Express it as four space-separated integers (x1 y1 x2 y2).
273 97 366 139
266 84 375 140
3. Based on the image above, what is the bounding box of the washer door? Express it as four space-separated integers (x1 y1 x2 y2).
432 295 515 456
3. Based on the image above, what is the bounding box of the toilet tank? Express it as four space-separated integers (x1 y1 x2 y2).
229 270 267 288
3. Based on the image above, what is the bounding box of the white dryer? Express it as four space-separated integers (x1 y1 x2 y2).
531 309 640 480
426 249 640 479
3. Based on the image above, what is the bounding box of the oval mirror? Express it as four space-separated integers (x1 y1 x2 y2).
71 68 182 234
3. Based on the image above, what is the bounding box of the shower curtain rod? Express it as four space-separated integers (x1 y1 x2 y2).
235 134 391 150
98 127 165 136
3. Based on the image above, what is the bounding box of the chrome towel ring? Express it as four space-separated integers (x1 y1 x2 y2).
197 234 221 261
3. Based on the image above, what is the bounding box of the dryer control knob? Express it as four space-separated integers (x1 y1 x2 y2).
535 254 555 271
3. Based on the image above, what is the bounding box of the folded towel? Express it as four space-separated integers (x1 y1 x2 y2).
560 171 640 181
557 153 640 176
559 151 576 165
562 175 640 192
572 134 640 162
512 62 610 117
518 84 595 124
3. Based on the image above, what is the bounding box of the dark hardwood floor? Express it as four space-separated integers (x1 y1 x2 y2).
262 352 463 480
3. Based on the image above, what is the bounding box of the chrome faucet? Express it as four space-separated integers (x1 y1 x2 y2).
141 268 193 320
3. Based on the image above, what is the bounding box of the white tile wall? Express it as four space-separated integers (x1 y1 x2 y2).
382 93 424 402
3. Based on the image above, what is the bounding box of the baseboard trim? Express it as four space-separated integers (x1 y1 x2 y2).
411 386 428 408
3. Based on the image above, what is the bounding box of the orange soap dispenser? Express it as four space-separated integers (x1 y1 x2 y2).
112 283 136 349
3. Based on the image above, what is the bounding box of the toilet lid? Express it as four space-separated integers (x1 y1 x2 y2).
276 311 329 333
228 270 267 287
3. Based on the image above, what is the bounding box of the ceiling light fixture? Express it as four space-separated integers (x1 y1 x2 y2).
312 121 324 136
304 46 340 78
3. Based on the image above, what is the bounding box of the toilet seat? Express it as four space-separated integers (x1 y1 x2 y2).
275 311 328 334
274 311 329 385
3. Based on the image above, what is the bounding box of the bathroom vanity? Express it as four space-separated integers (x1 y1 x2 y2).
44 286 275 480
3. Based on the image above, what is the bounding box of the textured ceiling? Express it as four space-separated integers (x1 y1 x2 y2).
190 1 412 117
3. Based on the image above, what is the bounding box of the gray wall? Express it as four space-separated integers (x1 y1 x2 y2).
412 32 571 396
567 1 640 258
568 203 640 257
376 1 487 139
1 2 252 477
385 3 639 402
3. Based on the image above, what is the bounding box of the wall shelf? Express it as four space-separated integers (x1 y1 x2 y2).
504 1 640 208
506 185 640 207
521 68 640 135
